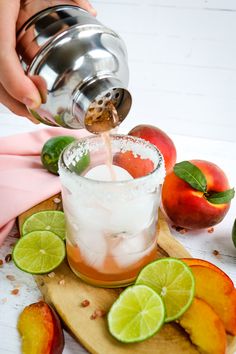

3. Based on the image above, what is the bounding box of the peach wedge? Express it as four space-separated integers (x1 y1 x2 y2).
182 258 227 276
178 297 226 354
18 301 64 354
189 265 236 335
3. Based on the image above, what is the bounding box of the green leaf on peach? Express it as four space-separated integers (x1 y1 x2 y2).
207 188 235 205
174 161 207 192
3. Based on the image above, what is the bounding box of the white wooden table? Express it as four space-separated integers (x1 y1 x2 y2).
0 0 236 352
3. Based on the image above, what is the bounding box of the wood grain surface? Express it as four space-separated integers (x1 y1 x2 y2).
18 194 236 354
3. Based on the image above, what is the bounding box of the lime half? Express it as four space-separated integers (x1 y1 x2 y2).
108 285 165 343
22 210 65 240
136 258 195 322
13 231 65 274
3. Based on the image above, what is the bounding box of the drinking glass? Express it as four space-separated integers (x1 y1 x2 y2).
59 134 165 287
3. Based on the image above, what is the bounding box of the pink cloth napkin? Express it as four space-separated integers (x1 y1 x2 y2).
0 127 88 245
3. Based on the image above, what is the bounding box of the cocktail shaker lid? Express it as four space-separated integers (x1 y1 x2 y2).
16 5 132 132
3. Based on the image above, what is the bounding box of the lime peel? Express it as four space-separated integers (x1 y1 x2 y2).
232 219 236 248
41 135 76 175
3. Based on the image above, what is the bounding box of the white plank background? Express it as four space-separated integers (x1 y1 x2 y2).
93 0 236 142
0 1 236 353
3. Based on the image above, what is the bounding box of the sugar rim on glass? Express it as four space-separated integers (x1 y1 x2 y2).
59 134 165 185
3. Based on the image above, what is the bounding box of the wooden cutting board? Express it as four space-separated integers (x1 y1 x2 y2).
18 194 236 354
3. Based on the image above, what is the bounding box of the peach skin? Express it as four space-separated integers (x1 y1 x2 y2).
181 258 226 276
162 160 232 229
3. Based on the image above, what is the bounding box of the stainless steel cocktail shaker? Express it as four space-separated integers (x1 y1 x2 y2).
16 5 132 133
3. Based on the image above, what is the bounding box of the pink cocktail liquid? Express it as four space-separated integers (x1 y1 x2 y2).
59 132 164 287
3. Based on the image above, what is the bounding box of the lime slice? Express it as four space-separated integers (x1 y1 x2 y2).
136 258 195 322
13 231 66 274
108 284 165 343
22 210 65 240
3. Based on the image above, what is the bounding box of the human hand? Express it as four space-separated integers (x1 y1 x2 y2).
0 0 96 123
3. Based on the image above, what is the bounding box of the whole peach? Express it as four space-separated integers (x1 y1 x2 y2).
129 124 177 174
162 160 231 229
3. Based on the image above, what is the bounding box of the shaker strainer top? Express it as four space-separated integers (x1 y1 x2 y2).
85 88 123 133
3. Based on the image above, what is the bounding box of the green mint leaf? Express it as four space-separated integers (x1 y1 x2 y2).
207 188 235 204
174 161 207 192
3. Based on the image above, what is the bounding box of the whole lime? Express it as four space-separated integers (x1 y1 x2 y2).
232 219 236 248
41 136 76 175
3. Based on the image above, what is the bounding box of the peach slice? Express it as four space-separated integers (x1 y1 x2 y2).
190 265 236 335
178 297 226 354
18 301 64 354
182 258 226 276
113 150 154 178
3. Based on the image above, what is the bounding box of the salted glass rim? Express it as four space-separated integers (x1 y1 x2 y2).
59 133 165 185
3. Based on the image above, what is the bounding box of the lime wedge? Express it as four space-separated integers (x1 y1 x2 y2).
108 284 165 343
22 210 65 240
136 258 195 322
13 231 66 274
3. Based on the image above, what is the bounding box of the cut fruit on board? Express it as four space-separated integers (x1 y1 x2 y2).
108 285 165 343
136 258 195 322
13 230 66 274
21 210 65 240
18 194 236 354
